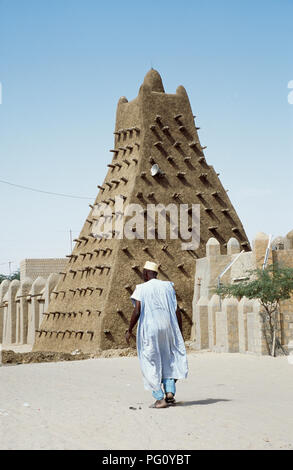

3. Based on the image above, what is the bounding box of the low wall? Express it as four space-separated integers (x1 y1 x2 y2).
192 231 293 355
0 259 66 348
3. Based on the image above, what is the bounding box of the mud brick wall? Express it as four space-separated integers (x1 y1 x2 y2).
20 259 68 282
274 249 293 345
33 70 250 353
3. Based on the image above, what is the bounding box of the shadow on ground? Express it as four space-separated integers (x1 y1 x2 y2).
174 398 231 407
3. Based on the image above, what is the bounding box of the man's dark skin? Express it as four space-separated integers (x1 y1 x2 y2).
125 268 183 407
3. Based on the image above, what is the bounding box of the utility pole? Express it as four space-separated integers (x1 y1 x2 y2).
69 229 73 252
262 234 273 271
217 250 245 309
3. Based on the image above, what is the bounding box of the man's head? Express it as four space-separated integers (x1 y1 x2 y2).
143 261 159 282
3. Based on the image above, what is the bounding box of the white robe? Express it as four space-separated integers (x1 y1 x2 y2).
131 278 188 392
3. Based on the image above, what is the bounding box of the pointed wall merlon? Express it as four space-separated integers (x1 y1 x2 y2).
27 277 46 345
271 229 293 346
195 237 254 302
208 294 221 349
247 300 268 355
2 280 20 345
0 272 60 347
193 296 209 350
252 232 273 269
238 297 254 353
15 277 33 345
201 295 266 354
192 231 293 355
224 297 239 353
0 280 10 343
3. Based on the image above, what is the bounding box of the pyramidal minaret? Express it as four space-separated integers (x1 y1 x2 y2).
33 70 250 353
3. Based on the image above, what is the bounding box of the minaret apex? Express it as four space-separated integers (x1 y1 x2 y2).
143 69 165 93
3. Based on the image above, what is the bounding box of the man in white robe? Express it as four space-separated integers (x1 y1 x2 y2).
126 261 188 408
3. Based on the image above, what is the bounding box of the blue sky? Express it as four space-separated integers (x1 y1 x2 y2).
0 0 292 274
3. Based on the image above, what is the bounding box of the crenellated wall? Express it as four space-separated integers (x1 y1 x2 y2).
192 231 293 355
0 267 63 349
272 230 293 349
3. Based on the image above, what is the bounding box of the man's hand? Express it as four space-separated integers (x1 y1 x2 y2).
125 330 135 345
125 300 141 345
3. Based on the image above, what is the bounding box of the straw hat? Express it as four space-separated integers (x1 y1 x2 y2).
143 261 159 273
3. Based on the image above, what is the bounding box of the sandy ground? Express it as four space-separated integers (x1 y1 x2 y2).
1 351 293 450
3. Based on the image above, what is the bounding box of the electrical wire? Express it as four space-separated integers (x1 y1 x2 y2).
0 178 94 200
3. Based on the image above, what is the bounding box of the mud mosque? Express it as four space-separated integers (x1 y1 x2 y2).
1 70 292 357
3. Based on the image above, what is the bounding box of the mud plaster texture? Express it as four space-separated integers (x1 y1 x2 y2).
33 70 250 354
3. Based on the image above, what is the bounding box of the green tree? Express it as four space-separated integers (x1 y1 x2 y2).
0 270 20 283
216 265 293 357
